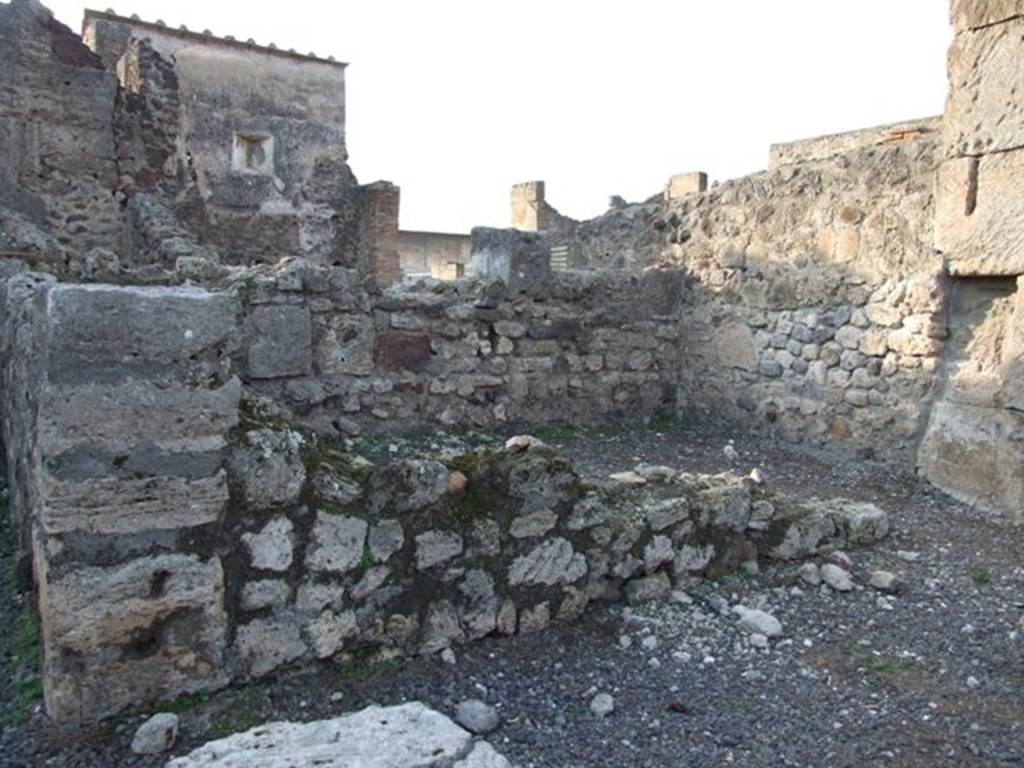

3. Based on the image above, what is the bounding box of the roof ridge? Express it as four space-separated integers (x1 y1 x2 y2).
82 7 347 67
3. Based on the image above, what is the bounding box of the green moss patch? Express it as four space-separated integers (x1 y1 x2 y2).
0 472 44 728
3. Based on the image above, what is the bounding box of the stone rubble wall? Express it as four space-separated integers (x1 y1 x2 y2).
0 276 889 720
545 136 945 458
668 139 945 457
0 1 123 254
235 255 685 436
767 116 943 169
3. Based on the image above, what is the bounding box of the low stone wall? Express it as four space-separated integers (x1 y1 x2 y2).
1 274 891 721
235 257 685 436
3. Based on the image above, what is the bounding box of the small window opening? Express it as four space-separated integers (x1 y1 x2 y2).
231 132 274 175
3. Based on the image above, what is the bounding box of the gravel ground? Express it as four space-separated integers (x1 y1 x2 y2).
2 425 1023 767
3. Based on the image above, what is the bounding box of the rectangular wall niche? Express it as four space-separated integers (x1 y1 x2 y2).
231 132 274 175
918 276 1024 522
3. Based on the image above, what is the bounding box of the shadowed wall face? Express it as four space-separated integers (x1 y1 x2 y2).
918 278 1024 521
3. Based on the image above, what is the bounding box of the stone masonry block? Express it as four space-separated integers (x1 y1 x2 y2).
45 284 237 384
469 227 551 296
918 402 1024 523
38 378 241 455
374 330 433 372
39 552 228 721
246 303 313 379
664 172 708 199
511 181 545 203
944 17 1024 157
935 151 1024 275
42 471 228 535
951 0 1024 31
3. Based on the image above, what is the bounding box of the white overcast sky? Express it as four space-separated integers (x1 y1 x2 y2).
46 1 952 232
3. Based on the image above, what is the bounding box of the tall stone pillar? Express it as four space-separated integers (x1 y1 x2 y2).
917 0 1024 523
511 181 546 231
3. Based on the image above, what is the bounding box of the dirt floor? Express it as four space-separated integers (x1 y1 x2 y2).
2 425 1023 767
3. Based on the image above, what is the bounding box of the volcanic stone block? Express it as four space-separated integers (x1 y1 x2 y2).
42 471 229 535
234 617 307 677
307 513 368 573
45 284 238 384
951 0 1024 31
945 17 1024 157
918 402 1024 523
38 378 241 455
39 553 228 721
246 304 313 378
934 151 1024 275
315 314 375 375
469 227 551 296
228 429 307 512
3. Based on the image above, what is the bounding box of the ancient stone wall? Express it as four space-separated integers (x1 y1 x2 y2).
83 9 363 267
0 1 122 254
0 274 888 719
530 134 943 458
916 0 1024 522
2 0 1022 728
234 250 684 436
768 116 942 169
666 138 944 457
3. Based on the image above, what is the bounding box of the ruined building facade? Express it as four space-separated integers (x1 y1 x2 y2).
0 0 1020 723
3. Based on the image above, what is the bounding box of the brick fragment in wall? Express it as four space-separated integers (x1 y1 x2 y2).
375 330 433 372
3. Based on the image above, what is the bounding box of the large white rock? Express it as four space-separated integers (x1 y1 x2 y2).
307 513 368 574
507 538 586 587
165 702 510 767
733 606 783 638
